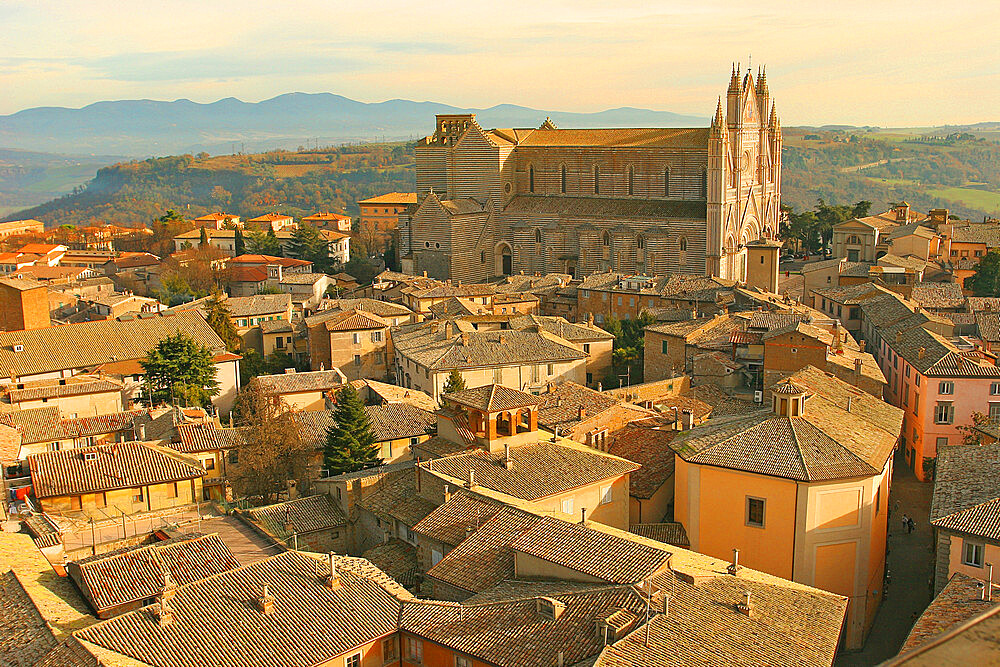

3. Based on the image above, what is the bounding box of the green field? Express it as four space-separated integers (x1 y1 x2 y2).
926 186 1000 214
18 164 100 194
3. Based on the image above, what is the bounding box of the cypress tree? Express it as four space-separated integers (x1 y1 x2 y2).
234 226 245 256
324 384 381 475
199 226 209 247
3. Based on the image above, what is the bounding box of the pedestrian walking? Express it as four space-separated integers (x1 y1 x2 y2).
908 517 915 533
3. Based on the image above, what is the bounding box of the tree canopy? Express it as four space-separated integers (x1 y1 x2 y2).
966 250 1000 296
602 311 655 387
205 291 241 352
140 331 219 407
324 384 381 476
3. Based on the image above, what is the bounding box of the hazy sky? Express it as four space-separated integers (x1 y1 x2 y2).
3 0 998 126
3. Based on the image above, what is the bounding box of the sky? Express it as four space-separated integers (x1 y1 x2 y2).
2 0 999 127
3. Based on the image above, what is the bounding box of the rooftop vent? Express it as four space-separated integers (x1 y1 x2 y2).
736 590 753 617
256 584 276 615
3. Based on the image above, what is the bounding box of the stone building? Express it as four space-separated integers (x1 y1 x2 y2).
399 66 782 284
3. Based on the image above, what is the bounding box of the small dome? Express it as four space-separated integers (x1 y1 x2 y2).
772 380 806 395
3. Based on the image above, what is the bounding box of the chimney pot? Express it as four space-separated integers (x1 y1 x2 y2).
256 584 276 615
727 548 740 575
443 484 451 504
580 507 587 524
324 552 341 590
736 591 752 616
467 468 475 488
578 406 587 420
504 443 514 470
918 346 926 359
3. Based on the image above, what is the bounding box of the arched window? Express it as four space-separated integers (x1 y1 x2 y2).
636 234 645 250
528 165 535 193
535 228 542 244
602 230 611 246
679 237 688 252
480 250 486 263
594 165 601 195
560 165 567 194
701 168 708 199
664 167 671 197
627 165 635 196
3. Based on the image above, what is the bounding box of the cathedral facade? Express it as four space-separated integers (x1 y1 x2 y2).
398 66 781 284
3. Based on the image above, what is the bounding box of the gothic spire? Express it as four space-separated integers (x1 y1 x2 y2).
728 63 741 93
713 97 725 127
769 102 780 130
757 66 768 95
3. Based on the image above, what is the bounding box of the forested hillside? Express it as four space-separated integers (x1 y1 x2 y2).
3 143 415 227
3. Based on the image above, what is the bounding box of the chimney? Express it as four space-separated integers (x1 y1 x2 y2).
847 396 853 412
736 591 752 617
324 552 341 590
467 468 476 488
855 358 863 375
555 396 562 407
918 347 926 359
156 599 173 627
443 484 451 504
256 584 276 615
597 382 602 392
727 548 740 575
504 443 514 470
422 270 428 277
896 331 902 343
859 340 866 352
444 321 454 338
498 333 506 345
138 422 146 441
684 409 694 431
580 507 587 524
460 332 470 346
578 406 587 420
587 312 594 326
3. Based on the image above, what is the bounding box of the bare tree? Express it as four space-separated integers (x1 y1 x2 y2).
228 382 314 503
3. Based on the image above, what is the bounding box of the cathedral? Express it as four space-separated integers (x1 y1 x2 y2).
398 66 782 284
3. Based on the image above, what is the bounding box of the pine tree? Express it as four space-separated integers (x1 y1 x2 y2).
205 291 241 352
440 369 466 406
234 226 245 256
324 384 381 475
199 226 209 247
140 331 220 406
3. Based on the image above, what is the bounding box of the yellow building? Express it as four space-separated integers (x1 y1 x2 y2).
251 369 347 412
27 441 204 518
671 365 902 649
1 375 124 417
417 385 638 531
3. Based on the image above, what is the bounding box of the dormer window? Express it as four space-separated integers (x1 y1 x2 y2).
83 451 98 462
12 344 24 352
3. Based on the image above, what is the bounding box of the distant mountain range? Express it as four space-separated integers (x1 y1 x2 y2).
0 93 708 156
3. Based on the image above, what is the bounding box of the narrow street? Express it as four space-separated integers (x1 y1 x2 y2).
837 453 934 666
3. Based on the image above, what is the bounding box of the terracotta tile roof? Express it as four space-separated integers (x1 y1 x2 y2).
426 506 543 594
629 522 690 547
446 384 540 412
356 467 438 527
225 293 291 318
358 192 418 205
412 491 505 546
888 603 1000 665
0 406 65 444
966 297 1000 313
247 213 293 222
608 424 678 499
246 495 345 536
673 366 901 482
505 195 708 220
279 272 328 285
536 381 627 431
393 322 586 370
931 440 1000 541
0 312 225 380
975 312 1000 343
811 281 884 304
517 127 710 148
305 298 413 324
422 440 640 501
951 223 1000 247
252 369 345 395
227 265 268 283
909 282 965 310
437 197 484 215
33 638 99 667
63 410 147 440
259 319 293 334
509 314 613 341
27 441 204 499
68 533 240 616
322 308 389 332
511 517 672 584
0 375 122 403
360 538 418 590
411 435 478 460
348 378 437 411
682 384 757 417
229 254 312 269
75 551 409 667
0 569 60 665
900 573 998 653
594 565 846 667
291 410 336 452
400 583 648 667
407 283 497 299
428 296 486 318
363 403 436 442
